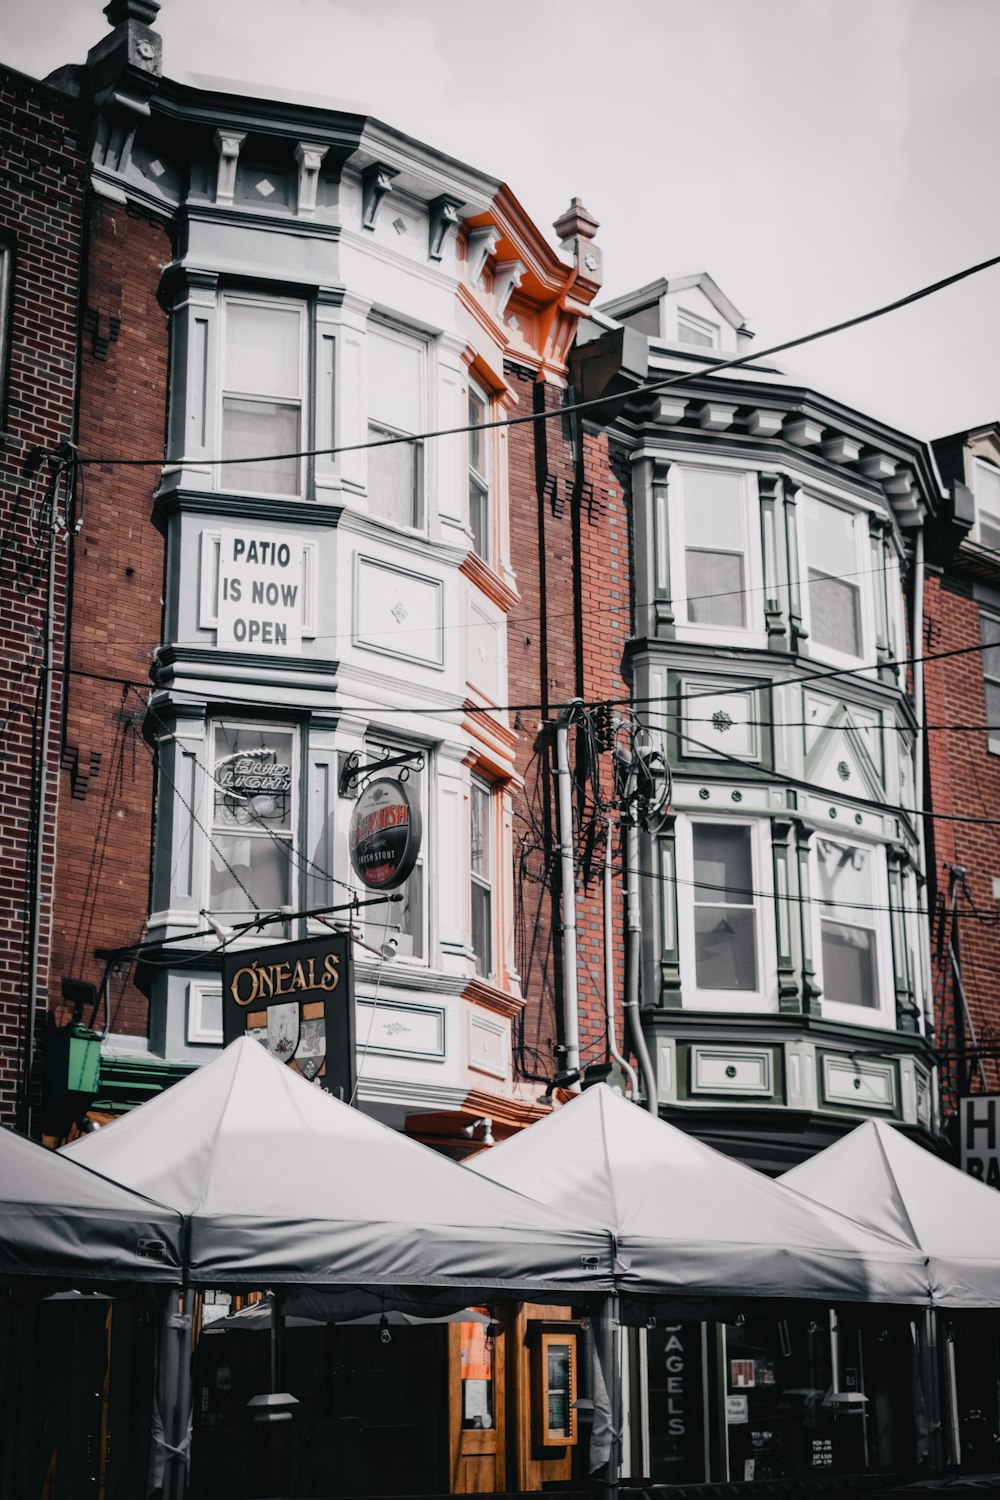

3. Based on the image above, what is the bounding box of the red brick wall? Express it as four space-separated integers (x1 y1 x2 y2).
50 200 171 1041
924 568 1000 1114
505 364 631 1085
0 68 83 1123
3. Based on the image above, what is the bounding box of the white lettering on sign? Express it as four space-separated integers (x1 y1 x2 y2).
960 1095 1000 1190
664 1327 685 1438
216 527 303 651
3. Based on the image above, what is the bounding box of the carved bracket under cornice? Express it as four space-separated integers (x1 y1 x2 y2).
467 225 500 289
361 162 398 231
428 193 463 262
294 141 327 218
213 129 246 205
493 258 525 320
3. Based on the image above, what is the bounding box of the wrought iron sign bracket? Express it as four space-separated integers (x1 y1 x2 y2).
338 747 424 798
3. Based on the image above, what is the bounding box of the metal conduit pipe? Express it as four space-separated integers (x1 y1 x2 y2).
554 711 581 1084
625 821 659 1115
911 528 937 1045
605 819 638 1099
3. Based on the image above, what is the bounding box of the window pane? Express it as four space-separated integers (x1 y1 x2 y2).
686 550 746 627
678 311 717 347
368 427 419 527
471 782 491 875
221 399 300 495
693 825 753 905
471 881 492 977
363 750 424 961
986 680 1000 726
468 389 487 476
684 469 744 546
815 839 871 906
809 569 861 656
224 302 301 399
821 920 877 1007
210 834 291 912
694 907 757 990
368 326 422 433
470 477 489 560
805 496 856 576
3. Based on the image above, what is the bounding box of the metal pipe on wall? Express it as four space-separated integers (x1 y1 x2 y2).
604 820 639 1098
625 821 658 1114
554 711 581 1083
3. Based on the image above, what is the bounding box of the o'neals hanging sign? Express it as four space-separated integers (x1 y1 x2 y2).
222 932 355 1102
349 778 421 890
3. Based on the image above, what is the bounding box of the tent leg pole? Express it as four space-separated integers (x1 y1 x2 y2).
600 1293 621 1500
922 1307 943 1472
943 1322 961 1467
165 1290 194 1500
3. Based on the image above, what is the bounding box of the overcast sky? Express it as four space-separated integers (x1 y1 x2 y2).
3 0 999 442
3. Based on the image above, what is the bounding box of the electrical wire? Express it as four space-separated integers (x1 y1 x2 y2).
74 248 1000 471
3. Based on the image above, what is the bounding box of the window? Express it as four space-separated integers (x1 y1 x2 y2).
804 496 863 659
363 746 426 960
974 459 1000 550
367 323 423 529
691 823 757 992
220 297 304 496
677 307 719 348
209 723 296 914
982 612 1000 754
468 383 490 561
682 468 749 629
815 838 878 1010
470 778 493 977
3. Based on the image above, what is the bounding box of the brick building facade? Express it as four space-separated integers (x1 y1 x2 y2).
927 424 1000 1121
0 64 84 1127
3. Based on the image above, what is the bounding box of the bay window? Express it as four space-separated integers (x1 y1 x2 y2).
692 823 758 992
470 778 493 977
974 459 1000 549
682 467 750 629
814 837 887 1020
220 296 305 496
803 496 864 660
468 382 490 561
209 723 296 914
678 817 773 1010
367 322 424 529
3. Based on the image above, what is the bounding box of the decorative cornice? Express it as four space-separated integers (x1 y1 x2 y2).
428 193 463 262
360 161 398 230
154 487 345 530
460 975 524 1019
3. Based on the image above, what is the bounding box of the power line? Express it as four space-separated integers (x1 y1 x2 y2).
74 249 1000 471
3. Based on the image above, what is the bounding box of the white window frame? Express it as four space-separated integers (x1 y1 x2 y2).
207 720 299 918
470 775 494 979
467 378 491 563
812 834 895 1030
362 740 429 965
799 492 876 671
186 981 223 1045
676 814 777 1013
973 457 1000 550
217 292 307 499
668 464 767 649
981 610 1000 755
677 307 720 348
366 318 426 532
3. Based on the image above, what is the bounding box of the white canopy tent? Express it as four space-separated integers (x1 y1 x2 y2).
469 1084 932 1306
0 1122 183 1283
62 1036 614 1301
780 1117 1000 1308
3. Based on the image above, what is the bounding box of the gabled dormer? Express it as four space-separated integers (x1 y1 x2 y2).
599 272 753 356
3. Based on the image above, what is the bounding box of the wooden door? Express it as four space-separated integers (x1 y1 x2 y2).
448 1318 505 1492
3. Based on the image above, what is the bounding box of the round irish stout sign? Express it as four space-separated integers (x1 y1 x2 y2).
349 778 422 890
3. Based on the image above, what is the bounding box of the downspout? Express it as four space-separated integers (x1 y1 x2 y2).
625 820 658 1115
554 709 581 1084
911 528 936 1044
604 819 638 1098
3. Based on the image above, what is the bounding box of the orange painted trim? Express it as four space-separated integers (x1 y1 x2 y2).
461 973 524 1019
460 550 520 614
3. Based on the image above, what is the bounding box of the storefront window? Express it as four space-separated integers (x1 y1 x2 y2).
724 1311 838 1481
